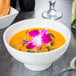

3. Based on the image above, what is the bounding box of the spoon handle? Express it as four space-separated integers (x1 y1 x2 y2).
55 57 76 76
70 57 76 69
55 68 76 76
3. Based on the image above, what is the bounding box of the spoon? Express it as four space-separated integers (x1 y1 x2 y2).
55 57 76 76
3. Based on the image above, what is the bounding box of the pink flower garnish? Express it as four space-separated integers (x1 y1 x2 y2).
26 43 35 49
41 34 52 44
26 29 52 50
29 30 39 38
41 29 47 35
34 45 41 51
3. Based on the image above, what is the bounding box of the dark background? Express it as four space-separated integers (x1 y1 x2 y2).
11 0 35 12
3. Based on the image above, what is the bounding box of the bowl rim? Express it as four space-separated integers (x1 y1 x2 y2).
3 19 71 55
0 7 19 19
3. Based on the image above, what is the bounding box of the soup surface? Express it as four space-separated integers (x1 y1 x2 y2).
9 28 66 53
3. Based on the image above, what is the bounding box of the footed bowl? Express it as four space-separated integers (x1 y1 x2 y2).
3 19 71 71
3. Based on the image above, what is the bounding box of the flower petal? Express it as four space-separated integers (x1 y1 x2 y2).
23 40 27 44
41 29 47 35
26 43 35 49
41 34 52 44
29 30 39 38
34 45 41 50
27 40 33 44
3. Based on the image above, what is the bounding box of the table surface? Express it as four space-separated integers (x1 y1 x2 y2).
0 0 76 76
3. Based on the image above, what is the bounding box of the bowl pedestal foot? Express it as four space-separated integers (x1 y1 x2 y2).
24 63 52 71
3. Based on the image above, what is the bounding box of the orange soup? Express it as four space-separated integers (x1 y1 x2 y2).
9 28 66 53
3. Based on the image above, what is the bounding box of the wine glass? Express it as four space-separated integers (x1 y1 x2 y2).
42 0 62 20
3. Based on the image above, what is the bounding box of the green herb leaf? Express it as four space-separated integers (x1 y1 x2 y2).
47 33 55 38
45 50 48 52
13 45 17 48
50 47 54 50
51 42 54 45
48 43 51 46
23 36 26 40
27 49 31 52
31 51 36 53
41 47 44 49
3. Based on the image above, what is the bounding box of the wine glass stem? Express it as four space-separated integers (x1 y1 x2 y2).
49 0 56 10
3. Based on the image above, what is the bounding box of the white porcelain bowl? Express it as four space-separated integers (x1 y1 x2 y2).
3 19 71 71
0 7 19 29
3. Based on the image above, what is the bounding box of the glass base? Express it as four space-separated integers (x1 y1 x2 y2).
42 11 62 20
